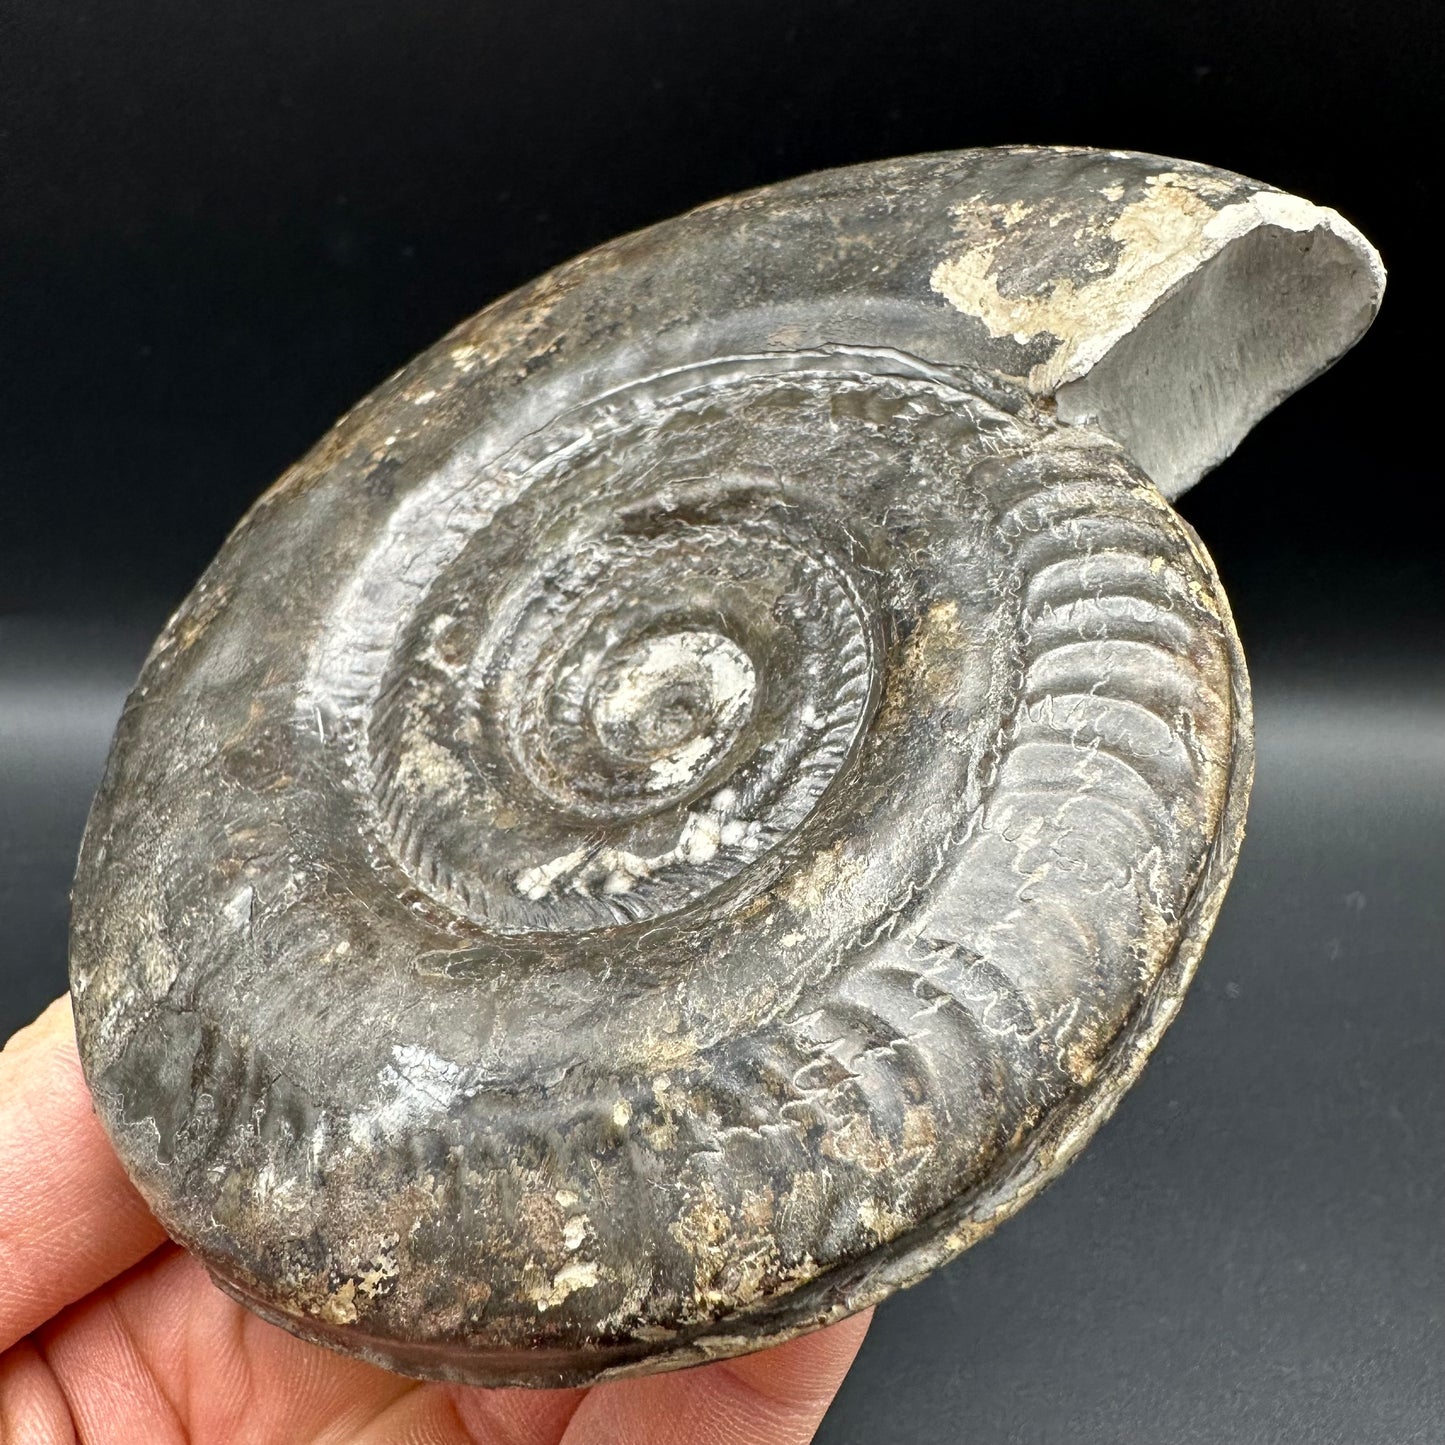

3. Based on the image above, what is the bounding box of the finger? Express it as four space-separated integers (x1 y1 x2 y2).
35 1245 419 1445
347 1376 587 1445
34 1287 189 1445
0 997 169 1354
560 1310 872 1445
0 1337 79 1444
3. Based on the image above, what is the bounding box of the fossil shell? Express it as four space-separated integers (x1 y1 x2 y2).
70 147 1381 1386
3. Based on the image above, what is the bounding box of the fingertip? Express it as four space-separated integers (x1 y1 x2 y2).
1 994 78 1064
718 1309 874 1412
560 1311 875 1445
0 995 169 1353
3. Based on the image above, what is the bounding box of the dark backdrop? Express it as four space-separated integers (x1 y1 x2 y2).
1 4 1440 1442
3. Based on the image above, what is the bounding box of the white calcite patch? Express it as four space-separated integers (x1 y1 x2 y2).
512 790 755 904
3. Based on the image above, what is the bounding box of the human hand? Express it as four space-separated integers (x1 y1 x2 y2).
0 998 870 1444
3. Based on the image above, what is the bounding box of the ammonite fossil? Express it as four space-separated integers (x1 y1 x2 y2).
70 147 1383 1387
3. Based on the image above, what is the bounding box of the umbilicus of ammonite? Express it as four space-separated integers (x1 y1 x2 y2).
70 146 1383 1387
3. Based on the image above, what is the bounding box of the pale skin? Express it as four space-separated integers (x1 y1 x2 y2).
0 999 871 1444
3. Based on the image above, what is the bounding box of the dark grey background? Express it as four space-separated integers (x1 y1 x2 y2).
1 3 1440 1441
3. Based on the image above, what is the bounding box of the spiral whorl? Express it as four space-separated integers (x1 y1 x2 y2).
353 365 884 933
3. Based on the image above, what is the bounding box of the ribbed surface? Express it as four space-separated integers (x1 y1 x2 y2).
72 347 1245 1384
